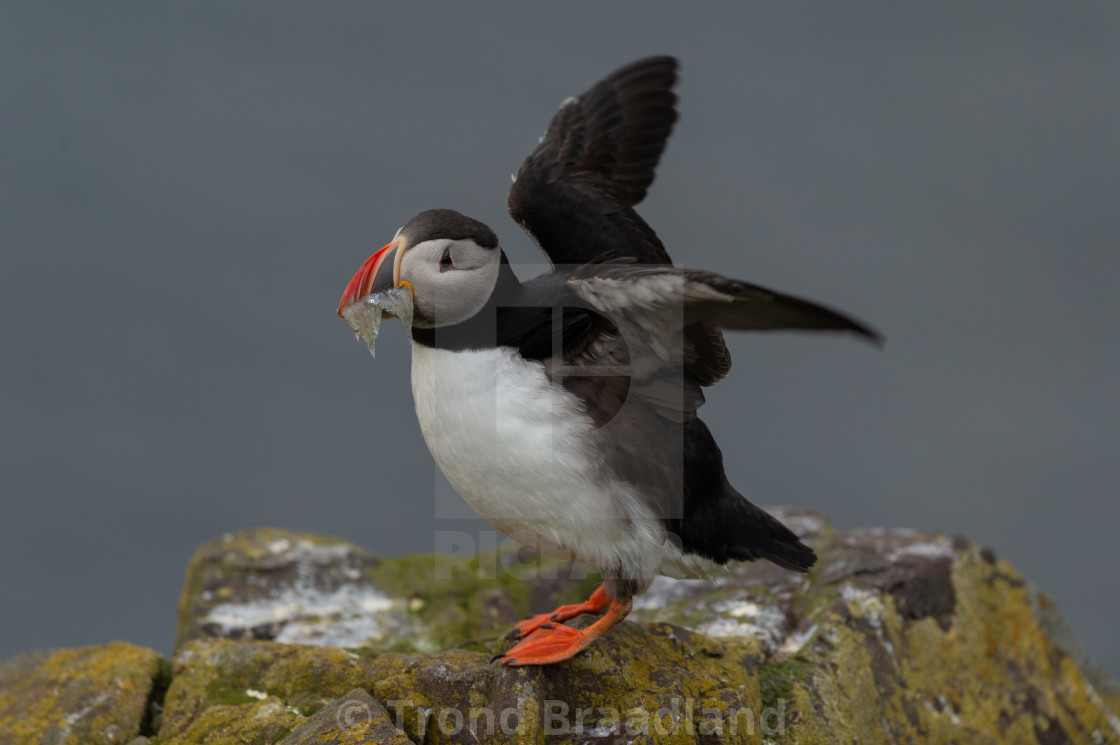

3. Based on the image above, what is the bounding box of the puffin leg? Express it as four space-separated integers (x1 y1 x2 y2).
500 596 632 667
505 583 612 639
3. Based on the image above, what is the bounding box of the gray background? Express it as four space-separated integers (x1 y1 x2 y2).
2 3 1117 679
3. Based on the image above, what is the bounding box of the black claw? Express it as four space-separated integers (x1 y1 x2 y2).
489 653 506 664
540 622 555 629
505 628 524 640
549 613 560 622
502 658 517 667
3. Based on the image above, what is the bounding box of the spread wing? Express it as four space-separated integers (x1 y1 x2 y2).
507 56 679 267
566 263 883 390
521 265 878 558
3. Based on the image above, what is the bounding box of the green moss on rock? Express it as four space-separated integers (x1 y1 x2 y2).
164 697 301 745
159 638 400 740
364 543 602 655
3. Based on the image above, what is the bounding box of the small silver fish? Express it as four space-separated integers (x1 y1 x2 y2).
339 287 414 358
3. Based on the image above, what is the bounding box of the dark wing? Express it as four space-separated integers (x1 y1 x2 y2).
566 263 883 387
557 265 874 575
507 56 679 266
545 267 838 576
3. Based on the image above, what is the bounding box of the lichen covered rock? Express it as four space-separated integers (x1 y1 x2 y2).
278 688 412 745
5 515 1119 744
158 638 392 743
175 528 426 653
0 641 165 745
161 626 768 744
175 526 603 656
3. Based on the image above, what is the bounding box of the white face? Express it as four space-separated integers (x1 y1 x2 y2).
398 238 502 328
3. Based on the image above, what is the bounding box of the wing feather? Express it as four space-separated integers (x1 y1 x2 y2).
566 263 882 387
507 56 679 266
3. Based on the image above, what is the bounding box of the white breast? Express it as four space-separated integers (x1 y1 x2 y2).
408 343 682 581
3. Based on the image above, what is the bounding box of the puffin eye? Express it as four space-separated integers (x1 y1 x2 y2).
439 248 455 272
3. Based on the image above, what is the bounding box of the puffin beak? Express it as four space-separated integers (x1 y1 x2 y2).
336 236 409 317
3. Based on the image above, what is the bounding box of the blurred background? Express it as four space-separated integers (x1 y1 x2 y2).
1 3 1117 678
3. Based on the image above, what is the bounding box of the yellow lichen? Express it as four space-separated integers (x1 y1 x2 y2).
0 642 162 745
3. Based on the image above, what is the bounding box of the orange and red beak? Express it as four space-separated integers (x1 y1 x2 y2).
337 236 408 317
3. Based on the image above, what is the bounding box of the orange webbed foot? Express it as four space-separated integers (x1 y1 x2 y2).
500 596 632 667
505 583 612 639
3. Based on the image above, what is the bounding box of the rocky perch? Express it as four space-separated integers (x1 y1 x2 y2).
2 511 1118 744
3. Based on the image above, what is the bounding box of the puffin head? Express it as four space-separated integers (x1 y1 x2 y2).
337 209 504 331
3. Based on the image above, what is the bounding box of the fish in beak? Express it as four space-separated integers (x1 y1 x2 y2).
337 236 414 356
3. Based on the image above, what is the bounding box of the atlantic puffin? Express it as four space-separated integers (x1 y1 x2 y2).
338 56 881 666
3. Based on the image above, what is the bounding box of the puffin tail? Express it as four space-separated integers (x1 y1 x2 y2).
765 537 817 574
720 490 818 573
742 505 818 573
667 472 819 571
676 481 818 573
679 418 818 573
